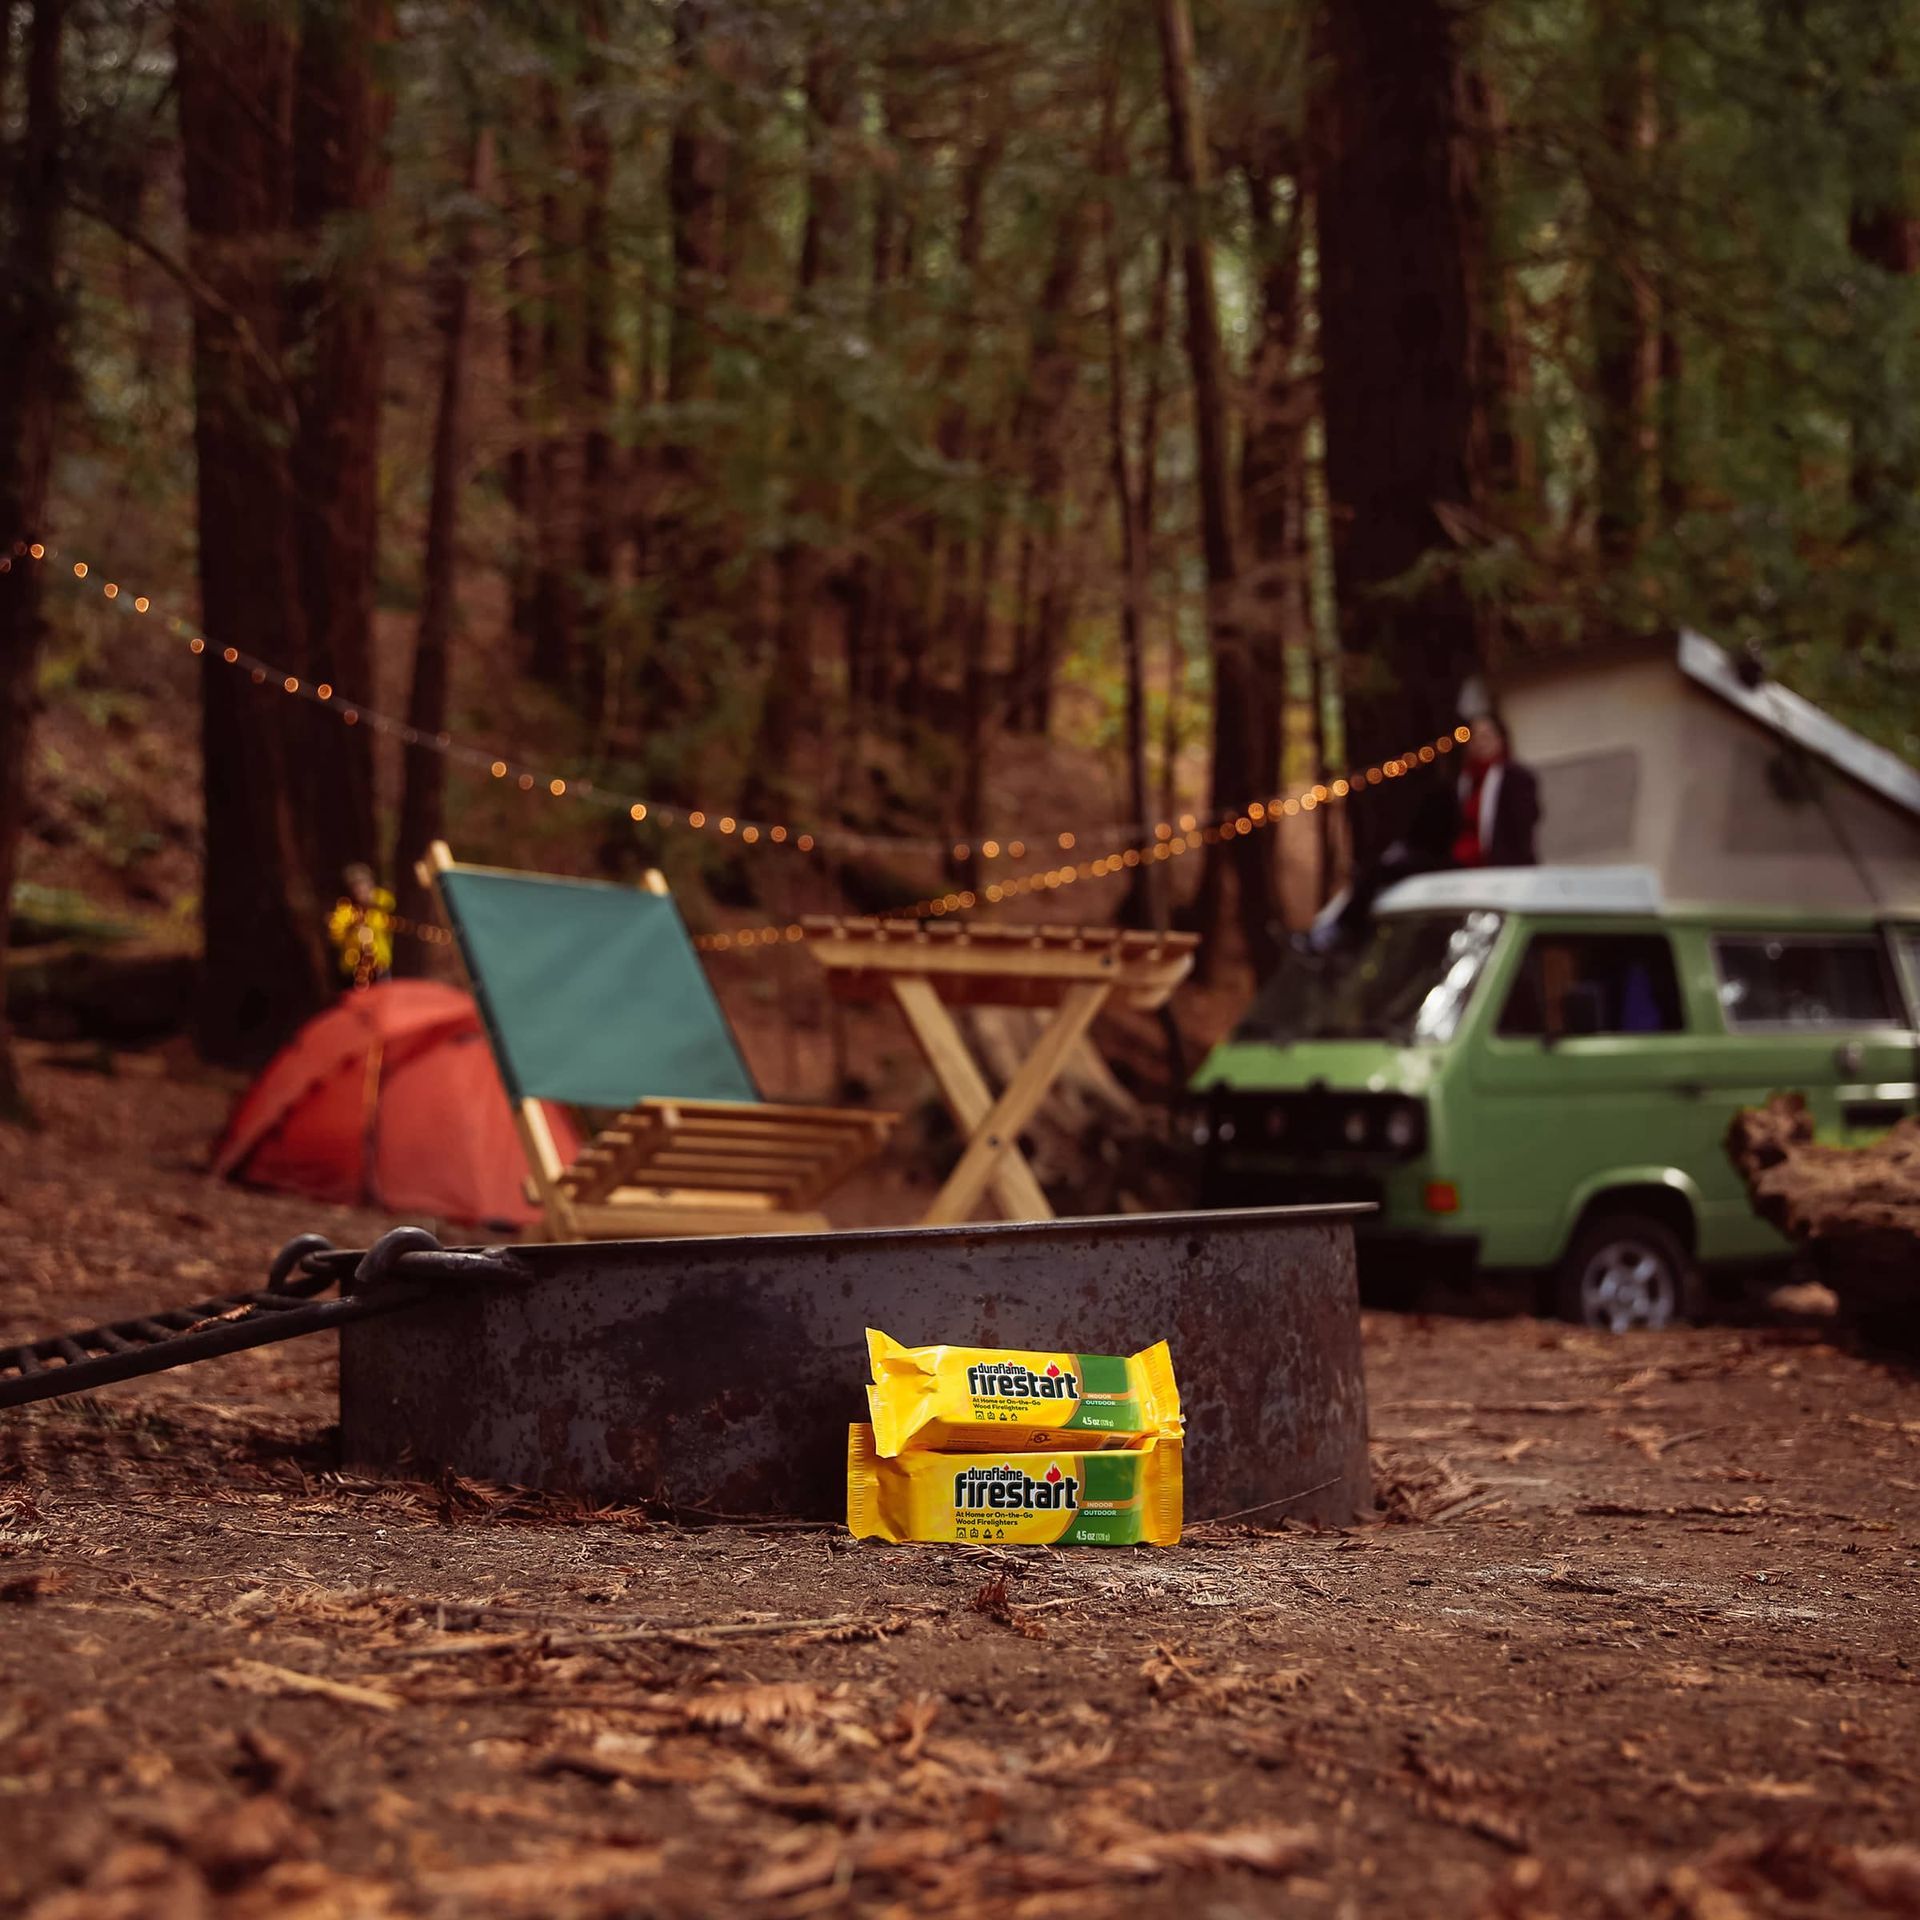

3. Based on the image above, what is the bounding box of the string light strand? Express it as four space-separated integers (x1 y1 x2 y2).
18 536 1470 864
688 726 1469 953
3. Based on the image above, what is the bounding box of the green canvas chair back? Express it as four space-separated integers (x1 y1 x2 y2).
436 863 759 1110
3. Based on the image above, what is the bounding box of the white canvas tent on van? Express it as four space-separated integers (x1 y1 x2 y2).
1501 632 1920 915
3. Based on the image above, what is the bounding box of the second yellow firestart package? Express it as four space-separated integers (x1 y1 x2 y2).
847 1425 1183 1545
865 1328 1182 1455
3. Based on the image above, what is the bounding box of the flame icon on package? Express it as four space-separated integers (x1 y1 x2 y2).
1045 1363 1062 1377
1045 1464 1063 1483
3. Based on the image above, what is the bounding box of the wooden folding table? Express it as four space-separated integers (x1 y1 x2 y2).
802 918 1198 1225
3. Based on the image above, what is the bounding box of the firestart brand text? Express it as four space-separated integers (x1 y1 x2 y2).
965 1360 1079 1400
952 1463 1081 1511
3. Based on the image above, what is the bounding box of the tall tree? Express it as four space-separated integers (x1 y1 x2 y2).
578 0 620 726
0 0 66 1121
527 73 577 688
646 0 733 721
177 0 330 1064
1238 151 1312 954
1158 0 1278 976
750 43 853 804
393 118 489 958
1311 0 1484 842
1590 7 1658 562
289 0 394 888
1102 175 1173 931
1844 7 1918 650
1007 197 1092 739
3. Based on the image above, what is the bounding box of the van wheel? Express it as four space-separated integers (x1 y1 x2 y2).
1555 1213 1699 1333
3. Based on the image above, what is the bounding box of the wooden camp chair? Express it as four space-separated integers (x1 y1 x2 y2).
802 916 1198 1226
420 843 894 1239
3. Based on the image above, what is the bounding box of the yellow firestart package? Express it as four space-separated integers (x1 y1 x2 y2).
847 1424 1183 1546
865 1328 1181 1456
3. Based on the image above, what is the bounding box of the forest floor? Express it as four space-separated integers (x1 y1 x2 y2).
3 1057 1920 1920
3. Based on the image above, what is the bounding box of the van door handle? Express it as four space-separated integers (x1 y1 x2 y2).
1671 1081 1706 1100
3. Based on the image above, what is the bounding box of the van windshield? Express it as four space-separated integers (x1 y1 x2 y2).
1235 911 1504 1046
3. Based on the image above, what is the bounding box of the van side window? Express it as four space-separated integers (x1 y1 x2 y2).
1712 936 1903 1031
1498 934 1685 1038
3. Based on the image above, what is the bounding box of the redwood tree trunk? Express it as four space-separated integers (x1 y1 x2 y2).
392 122 488 961
1311 0 1485 850
0 0 65 1121
177 0 330 1063
1236 157 1310 969
503 221 538 648
1157 0 1275 978
648 0 731 720
1007 200 1090 737
578 0 619 727
751 46 851 807
529 76 577 688
289 0 393 889
1590 18 1657 562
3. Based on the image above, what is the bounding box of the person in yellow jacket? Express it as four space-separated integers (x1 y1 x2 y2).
327 863 395 988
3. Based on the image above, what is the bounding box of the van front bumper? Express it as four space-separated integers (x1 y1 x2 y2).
1197 1158 1480 1290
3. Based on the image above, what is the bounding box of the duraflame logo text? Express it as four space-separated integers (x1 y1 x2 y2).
965 1360 1078 1401
953 1462 1079 1512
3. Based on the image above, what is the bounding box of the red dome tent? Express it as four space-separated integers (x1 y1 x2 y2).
212 982 577 1229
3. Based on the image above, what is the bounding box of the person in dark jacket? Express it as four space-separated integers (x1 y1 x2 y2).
1301 711 1541 953
1452 711 1540 868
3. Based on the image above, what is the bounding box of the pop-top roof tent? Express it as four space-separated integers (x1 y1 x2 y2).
1499 632 1920 914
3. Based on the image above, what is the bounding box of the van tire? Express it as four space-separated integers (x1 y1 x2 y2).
1554 1212 1700 1333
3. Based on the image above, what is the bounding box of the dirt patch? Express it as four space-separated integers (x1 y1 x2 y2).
3 1059 1919 1917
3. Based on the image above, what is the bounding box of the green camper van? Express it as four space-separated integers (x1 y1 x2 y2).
1192 866 1920 1330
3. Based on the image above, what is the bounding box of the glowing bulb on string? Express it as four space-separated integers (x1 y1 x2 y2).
29 543 43 559
491 761 507 778
742 826 759 844
222 646 238 663
550 778 566 797
103 583 117 599
317 683 332 701
1179 813 1197 833
518 773 533 790
982 840 1000 859
630 803 647 822
1058 832 1075 850
189 638 205 655
284 677 299 693
770 826 786 843
797 834 814 852
719 817 736 834
689 810 706 829
1455 725 1472 742
73 562 86 578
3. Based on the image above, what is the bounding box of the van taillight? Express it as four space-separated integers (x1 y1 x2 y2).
1423 1181 1461 1215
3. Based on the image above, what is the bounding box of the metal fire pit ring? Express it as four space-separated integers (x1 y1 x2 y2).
338 1205 1372 1526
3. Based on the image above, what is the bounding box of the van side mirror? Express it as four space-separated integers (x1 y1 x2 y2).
1554 983 1606 1041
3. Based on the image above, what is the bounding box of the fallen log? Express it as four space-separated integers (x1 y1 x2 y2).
1725 1094 1920 1315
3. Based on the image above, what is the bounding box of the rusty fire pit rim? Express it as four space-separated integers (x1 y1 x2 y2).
308 1201 1375 1276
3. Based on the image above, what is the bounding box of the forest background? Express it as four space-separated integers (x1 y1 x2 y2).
2 0 1918 1104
